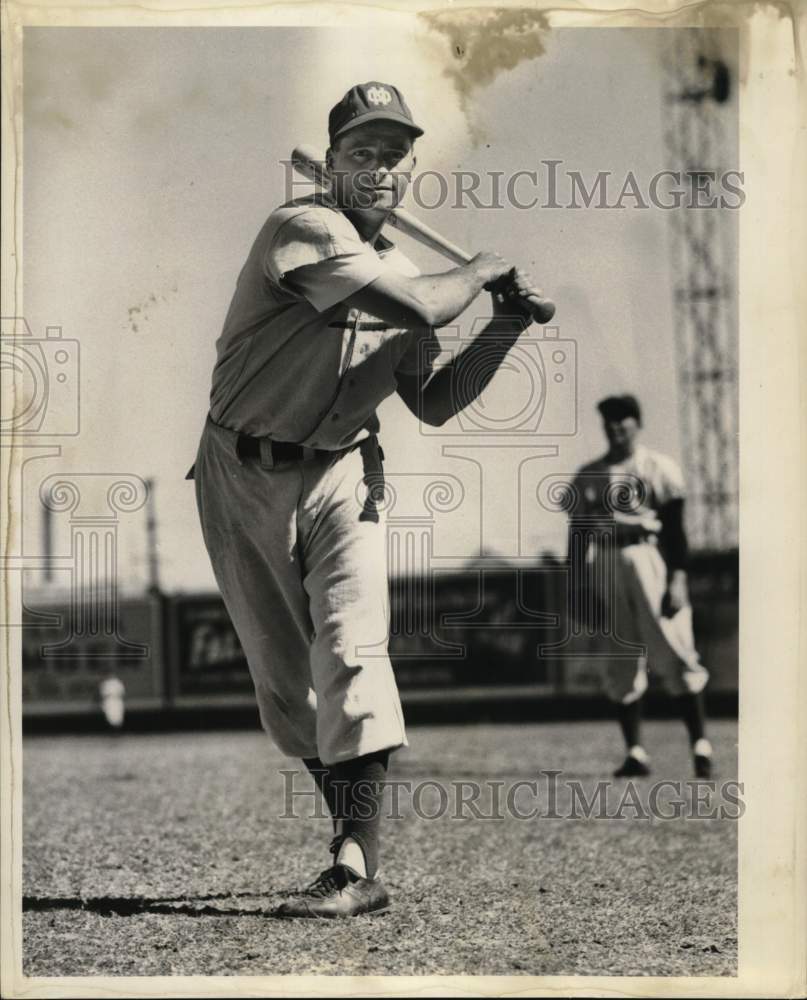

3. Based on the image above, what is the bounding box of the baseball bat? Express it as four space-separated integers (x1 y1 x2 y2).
291 144 556 325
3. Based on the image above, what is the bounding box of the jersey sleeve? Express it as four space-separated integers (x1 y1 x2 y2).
654 455 687 505
264 210 384 313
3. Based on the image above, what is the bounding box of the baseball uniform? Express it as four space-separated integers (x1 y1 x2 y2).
189 192 439 765
567 444 709 704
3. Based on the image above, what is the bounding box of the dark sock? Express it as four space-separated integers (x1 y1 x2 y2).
678 691 707 746
617 699 642 749
302 756 340 833
328 749 390 879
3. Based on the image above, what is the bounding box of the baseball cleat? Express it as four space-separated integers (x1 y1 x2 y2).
613 754 652 778
693 753 713 779
274 864 390 919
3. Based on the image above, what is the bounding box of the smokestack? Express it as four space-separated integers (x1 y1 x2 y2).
42 500 53 583
144 477 161 595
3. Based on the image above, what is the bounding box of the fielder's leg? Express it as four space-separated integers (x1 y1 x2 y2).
677 690 713 778
614 697 651 776
621 543 713 777
603 551 652 776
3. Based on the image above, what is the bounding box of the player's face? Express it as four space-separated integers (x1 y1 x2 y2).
328 123 416 212
603 417 640 457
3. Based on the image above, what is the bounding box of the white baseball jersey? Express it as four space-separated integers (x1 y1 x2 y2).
207 192 439 448
569 444 686 534
191 196 433 762
567 445 708 703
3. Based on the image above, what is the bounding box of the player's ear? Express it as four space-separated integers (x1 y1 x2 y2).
401 152 416 180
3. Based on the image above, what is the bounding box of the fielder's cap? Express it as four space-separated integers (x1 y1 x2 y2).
597 394 642 424
328 82 424 144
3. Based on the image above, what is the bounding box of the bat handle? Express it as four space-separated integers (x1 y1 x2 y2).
486 266 556 325
492 280 556 325
529 297 556 325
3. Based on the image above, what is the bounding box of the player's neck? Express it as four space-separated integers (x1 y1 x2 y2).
607 444 638 464
343 207 392 245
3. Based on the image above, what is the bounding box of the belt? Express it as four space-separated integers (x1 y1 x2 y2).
613 529 658 548
237 433 327 465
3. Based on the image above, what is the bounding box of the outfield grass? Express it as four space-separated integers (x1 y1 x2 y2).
22 718 738 977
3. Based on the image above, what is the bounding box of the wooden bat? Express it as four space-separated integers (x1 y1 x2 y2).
291 144 556 325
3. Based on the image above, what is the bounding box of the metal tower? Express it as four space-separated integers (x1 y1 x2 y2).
662 29 739 553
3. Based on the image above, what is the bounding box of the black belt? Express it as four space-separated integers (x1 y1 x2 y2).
613 528 657 547
237 434 325 464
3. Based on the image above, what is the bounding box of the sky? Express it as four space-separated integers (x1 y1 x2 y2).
19 24 738 592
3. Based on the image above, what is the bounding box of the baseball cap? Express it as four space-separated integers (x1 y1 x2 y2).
328 82 424 144
597 394 642 424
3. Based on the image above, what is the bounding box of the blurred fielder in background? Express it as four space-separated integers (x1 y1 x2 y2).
567 394 714 778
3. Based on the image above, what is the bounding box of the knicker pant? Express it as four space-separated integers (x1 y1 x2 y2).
582 542 709 704
192 417 407 765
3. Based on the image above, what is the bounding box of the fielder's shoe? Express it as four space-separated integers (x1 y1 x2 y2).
693 738 714 779
274 864 390 919
613 747 651 777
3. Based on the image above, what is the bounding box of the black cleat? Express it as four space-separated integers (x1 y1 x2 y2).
274 864 390 919
694 753 713 779
613 754 651 778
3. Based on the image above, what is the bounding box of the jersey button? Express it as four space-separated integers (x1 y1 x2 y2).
331 413 340 421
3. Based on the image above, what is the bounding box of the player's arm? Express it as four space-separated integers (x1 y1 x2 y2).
395 269 541 427
344 252 516 330
659 498 690 617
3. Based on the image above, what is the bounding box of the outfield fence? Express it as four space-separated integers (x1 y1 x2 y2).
21 552 738 720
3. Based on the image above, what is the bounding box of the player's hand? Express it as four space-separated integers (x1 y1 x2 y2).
490 267 545 319
661 570 689 618
470 252 514 288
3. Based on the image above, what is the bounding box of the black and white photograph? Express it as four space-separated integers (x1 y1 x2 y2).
1 3 804 996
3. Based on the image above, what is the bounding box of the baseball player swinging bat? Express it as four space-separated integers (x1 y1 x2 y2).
193 80 552 921
291 144 557 325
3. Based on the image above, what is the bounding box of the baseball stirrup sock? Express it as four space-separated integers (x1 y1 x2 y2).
302 756 340 833
617 699 642 750
678 691 707 746
328 749 390 879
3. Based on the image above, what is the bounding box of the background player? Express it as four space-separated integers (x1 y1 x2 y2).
189 81 547 917
566 395 714 779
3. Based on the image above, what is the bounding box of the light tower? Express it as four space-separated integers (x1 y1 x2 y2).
662 29 739 553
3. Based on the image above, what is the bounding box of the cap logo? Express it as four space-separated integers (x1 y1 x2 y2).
366 86 393 106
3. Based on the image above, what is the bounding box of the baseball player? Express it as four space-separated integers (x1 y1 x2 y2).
188 81 545 917
566 395 713 779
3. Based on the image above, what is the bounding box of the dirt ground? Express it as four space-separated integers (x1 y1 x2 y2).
21 718 738 978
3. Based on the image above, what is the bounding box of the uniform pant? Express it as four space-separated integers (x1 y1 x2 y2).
192 417 407 765
581 541 709 704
